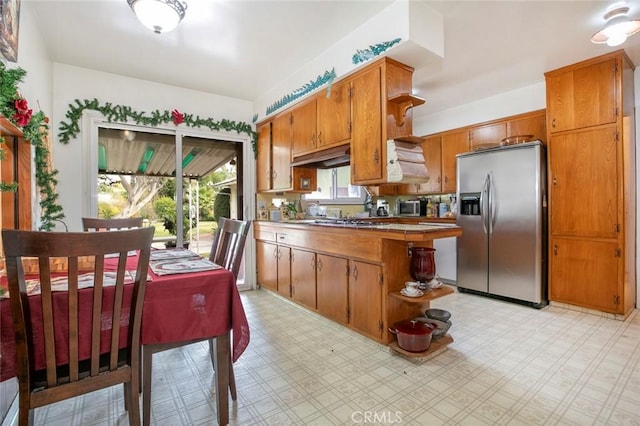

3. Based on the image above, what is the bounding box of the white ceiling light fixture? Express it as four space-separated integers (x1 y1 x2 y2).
591 2 640 47
127 0 188 34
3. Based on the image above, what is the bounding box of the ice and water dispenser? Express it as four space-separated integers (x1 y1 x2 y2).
459 193 480 216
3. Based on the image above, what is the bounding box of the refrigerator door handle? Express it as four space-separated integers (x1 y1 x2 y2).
488 172 494 235
480 173 490 234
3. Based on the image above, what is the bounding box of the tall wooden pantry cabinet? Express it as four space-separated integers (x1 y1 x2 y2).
544 50 636 316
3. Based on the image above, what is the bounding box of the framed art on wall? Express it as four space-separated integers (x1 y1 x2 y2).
0 0 21 62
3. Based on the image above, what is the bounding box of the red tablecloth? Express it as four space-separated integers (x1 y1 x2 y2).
0 256 250 382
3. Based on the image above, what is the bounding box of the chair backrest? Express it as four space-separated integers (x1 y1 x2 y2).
2 227 154 407
82 217 144 231
209 218 251 278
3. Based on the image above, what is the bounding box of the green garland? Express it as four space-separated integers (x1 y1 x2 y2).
58 99 258 158
0 64 65 231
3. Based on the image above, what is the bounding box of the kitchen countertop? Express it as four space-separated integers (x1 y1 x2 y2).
254 219 462 242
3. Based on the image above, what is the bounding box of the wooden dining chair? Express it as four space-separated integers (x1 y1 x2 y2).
207 217 251 399
82 217 144 231
2 227 154 426
141 217 250 425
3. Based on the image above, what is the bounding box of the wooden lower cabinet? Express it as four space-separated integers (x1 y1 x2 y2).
277 245 291 297
316 254 349 325
256 241 278 292
290 248 317 309
349 260 383 340
256 240 290 296
550 237 621 313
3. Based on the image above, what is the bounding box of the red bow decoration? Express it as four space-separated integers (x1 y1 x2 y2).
12 98 33 127
171 109 184 125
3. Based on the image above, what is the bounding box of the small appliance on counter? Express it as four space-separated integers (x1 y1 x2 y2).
397 199 427 216
375 200 389 217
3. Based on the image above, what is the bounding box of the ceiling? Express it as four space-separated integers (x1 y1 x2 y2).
25 0 640 122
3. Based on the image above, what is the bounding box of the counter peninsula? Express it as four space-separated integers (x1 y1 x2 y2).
254 220 462 346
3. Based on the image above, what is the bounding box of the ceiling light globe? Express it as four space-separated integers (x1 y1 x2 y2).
128 0 187 34
606 32 628 46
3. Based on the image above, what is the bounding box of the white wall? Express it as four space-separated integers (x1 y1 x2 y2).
51 64 253 231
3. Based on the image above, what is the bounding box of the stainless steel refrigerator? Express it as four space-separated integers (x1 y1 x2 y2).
456 141 547 308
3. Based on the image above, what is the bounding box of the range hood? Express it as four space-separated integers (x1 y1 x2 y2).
290 144 350 169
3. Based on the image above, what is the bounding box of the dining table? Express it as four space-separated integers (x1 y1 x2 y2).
0 248 250 425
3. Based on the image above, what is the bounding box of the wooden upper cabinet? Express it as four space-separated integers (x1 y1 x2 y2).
421 136 442 193
441 130 469 193
545 57 618 133
317 79 351 149
291 98 317 157
256 122 272 192
507 111 547 143
469 123 506 150
351 66 383 184
549 126 619 239
271 113 293 191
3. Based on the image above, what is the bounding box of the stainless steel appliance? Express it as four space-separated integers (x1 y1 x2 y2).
456 141 547 307
397 199 425 216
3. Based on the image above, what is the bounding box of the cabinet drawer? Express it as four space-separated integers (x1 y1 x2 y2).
254 228 276 242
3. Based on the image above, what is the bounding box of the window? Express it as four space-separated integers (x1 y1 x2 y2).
302 166 366 204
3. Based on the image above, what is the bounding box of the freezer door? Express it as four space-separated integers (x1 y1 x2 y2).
456 151 493 293
487 144 545 303
456 192 488 292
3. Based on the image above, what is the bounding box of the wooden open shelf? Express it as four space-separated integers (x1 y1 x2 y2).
389 334 453 358
388 285 454 303
387 93 426 127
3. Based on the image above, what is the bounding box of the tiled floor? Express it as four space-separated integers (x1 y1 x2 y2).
22 287 640 425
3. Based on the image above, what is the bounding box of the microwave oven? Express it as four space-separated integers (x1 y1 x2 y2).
397 200 426 216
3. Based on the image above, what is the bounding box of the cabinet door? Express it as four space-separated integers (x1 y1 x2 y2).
316 254 349 324
469 123 506 150
291 98 317 157
549 127 618 239
507 111 547 143
271 113 292 191
441 130 469 193
421 135 442 193
546 58 617 133
550 237 620 313
256 122 272 192
351 67 383 184
256 241 278 291
291 248 316 309
349 261 383 340
276 245 291 297
317 79 351 149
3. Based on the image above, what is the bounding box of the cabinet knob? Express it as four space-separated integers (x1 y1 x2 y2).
552 118 556 128
318 131 322 145
552 176 558 186
444 176 448 184
311 133 316 148
373 149 379 165
553 245 558 255
352 265 358 280
317 258 323 272
437 176 441 184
